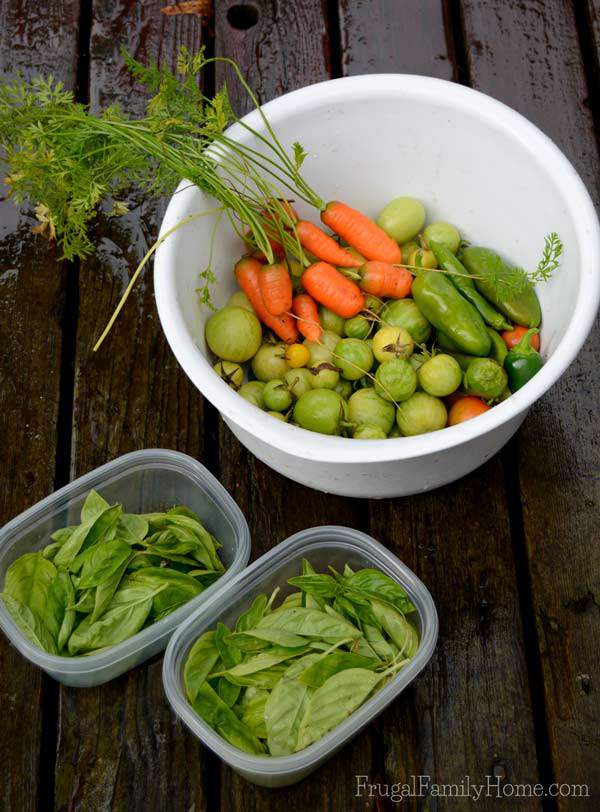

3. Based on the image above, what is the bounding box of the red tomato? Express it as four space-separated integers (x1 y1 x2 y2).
501 325 540 351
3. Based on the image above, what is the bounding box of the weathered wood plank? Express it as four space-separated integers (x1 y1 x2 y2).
214 1 374 808
338 0 453 79
52 4 215 811
339 1 542 805
0 2 80 810
462 0 600 802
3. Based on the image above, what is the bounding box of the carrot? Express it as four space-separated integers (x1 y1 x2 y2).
296 220 362 268
321 201 402 264
359 260 412 299
234 257 298 343
448 396 491 426
501 325 541 351
292 294 322 342
259 262 293 316
301 261 365 319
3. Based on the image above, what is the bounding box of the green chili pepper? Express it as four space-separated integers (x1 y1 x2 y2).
412 270 491 356
460 247 541 328
429 241 512 331
504 328 543 391
486 327 507 366
463 358 508 399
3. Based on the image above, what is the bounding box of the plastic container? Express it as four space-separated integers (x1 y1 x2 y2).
162 526 438 787
0 449 250 687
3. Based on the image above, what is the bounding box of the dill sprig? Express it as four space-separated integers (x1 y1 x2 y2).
468 232 563 295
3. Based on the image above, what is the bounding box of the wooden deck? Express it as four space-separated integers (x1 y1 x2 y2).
0 1 598 810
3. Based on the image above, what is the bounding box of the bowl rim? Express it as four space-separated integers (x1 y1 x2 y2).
155 73 600 464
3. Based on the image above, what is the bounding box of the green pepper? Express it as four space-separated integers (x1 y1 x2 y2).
486 328 507 366
412 270 491 356
504 328 543 391
429 241 512 331
460 247 541 328
463 358 508 399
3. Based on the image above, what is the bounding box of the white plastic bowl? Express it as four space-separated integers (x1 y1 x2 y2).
155 75 600 498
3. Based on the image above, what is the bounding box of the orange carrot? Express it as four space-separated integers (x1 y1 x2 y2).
292 294 322 342
321 201 402 264
301 261 365 319
359 261 412 299
259 263 293 316
448 396 491 426
234 257 298 343
296 220 361 268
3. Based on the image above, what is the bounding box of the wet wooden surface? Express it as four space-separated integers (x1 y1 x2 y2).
0 1 598 811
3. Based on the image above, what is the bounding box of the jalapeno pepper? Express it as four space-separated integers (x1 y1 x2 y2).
460 247 542 328
486 327 507 366
429 241 512 331
412 270 491 356
504 328 543 391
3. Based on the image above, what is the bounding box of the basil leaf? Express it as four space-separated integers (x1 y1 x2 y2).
184 631 220 704
67 582 165 655
227 628 307 651
296 668 382 750
46 571 76 651
217 677 241 707
370 599 419 658
258 607 362 642
54 504 122 568
1 594 58 654
192 682 265 755
238 688 268 739
235 594 268 633
287 574 339 599
116 513 148 544
127 567 204 621
264 678 311 756
77 539 132 589
297 652 377 688
90 556 130 622
80 489 111 523
3 551 57 619
346 569 415 614
216 648 308 680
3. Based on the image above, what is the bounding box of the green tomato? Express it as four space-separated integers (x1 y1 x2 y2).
348 388 395 434
334 338 374 381
463 358 508 399
353 424 387 439
376 197 425 243
396 392 447 436
372 326 414 363
293 389 347 435
304 330 340 367
239 381 266 409
423 221 461 254
213 360 244 390
418 354 462 397
380 299 431 344
375 359 417 402
334 379 353 399
401 240 420 264
364 294 383 314
309 364 340 390
205 307 262 362
268 411 287 421
227 290 255 312
319 307 345 335
263 379 293 411
344 315 372 340
251 342 288 382
284 367 313 399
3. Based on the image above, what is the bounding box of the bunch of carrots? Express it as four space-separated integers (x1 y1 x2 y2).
235 200 413 345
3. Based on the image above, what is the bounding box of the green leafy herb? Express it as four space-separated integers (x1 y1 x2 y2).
0 490 227 657
183 561 419 755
